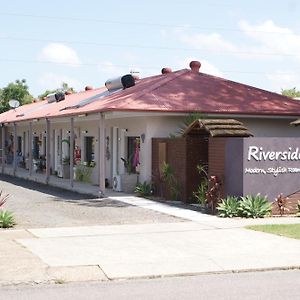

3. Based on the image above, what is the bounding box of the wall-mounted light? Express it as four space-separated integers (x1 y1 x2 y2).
81 130 88 134
78 114 87 118
141 133 145 143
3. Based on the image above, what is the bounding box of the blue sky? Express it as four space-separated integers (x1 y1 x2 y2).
1 0 300 97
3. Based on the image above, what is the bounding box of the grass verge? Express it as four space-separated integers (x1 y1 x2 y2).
246 224 300 240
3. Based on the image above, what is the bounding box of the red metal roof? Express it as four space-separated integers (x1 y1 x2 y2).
1 68 300 124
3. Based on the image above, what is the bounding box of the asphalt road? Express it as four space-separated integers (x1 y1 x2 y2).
1 270 300 300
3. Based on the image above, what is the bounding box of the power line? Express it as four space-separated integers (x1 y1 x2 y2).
1 36 300 58
0 12 298 35
0 57 298 76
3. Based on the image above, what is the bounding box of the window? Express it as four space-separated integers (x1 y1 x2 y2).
57 135 60 156
43 136 46 155
84 136 95 164
33 136 40 159
17 136 22 155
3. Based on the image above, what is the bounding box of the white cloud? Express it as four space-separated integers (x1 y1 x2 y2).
172 20 300 64
97 61 144 79
38 43 81 66
38 72 82 91
238 20 300 62
266 70 300 92
97 61 129 77
175 28 236 52
200 60 224 77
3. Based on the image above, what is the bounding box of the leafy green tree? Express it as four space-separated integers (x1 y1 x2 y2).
38 82 75 100
281 87 300 98
0 79 33 113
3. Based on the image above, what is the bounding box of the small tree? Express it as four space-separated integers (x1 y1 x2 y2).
281 87 300 98
0 79 33 113
38 82 75 100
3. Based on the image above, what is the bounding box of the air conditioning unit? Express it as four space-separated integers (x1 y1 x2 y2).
57 165 63 178
112 175 122 192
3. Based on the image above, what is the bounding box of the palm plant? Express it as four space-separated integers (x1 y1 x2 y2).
161 162 181 200
172 112 205 137
193 164 209 205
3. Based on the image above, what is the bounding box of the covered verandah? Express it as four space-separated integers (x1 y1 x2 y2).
0 113 107 196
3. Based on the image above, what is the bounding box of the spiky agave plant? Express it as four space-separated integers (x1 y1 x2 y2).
217 196 240 218
0 210 16 228
239 194 272 218
134 181 152 197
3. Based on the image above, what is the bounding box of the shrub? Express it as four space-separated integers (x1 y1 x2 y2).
74 164 92 182
297 201 300 216
134 182 152 197
193 165 209 205
161 162 181 200
217 196 240 218
239 194 272 218
193 179 208 205
0 210 16 228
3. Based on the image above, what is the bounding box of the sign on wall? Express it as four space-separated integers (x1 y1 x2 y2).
225 137 300 202
246 145 300 176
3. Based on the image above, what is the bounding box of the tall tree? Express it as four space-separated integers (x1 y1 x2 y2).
0 79 33 113
281 87 300 98
38 82 75 100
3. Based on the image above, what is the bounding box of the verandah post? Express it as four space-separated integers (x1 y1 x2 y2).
98 113 105 196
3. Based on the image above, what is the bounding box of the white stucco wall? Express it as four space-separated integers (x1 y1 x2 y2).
241 118 300 137
5 113 300 188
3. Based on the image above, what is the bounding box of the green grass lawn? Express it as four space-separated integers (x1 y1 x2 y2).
246 224 300 240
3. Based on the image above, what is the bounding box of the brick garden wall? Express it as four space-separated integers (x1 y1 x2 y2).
152 137 207 202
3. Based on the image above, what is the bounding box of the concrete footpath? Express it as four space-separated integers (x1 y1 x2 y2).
1 195 300 286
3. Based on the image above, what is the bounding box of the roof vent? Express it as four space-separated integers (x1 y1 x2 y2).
161 67 172 74
189 61 201 72
46 92 65 103
105 74 135 91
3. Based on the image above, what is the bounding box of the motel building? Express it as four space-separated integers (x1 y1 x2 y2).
0 60 300 213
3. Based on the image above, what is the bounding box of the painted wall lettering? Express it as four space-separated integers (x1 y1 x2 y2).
247 146 300 161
